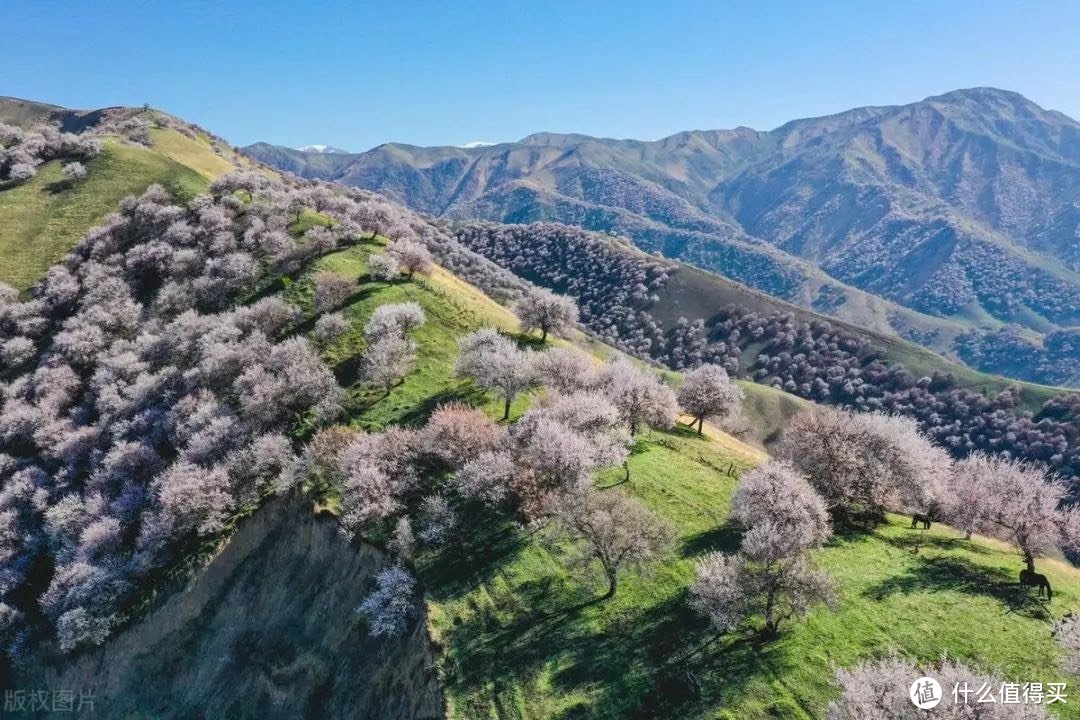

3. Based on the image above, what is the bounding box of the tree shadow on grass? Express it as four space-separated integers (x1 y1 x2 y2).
44 180 76 194
862 555 1052 619
394 387 491 427
876 530 992 556
680 521 743 558
290 287 379 337
510 332 547 350
551 593 816 720
419 507 532 602
433 523 813 720
440 584 708 713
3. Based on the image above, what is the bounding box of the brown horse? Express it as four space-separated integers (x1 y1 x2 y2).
910 513 931 530
1020 569 1052 601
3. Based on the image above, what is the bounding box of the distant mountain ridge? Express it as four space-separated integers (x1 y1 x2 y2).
243 88 1080 385
297 144 350 154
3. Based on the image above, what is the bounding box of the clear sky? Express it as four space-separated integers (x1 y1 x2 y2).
3 1 1078 151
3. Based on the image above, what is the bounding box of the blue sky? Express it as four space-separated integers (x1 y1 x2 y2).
3 1 1078 151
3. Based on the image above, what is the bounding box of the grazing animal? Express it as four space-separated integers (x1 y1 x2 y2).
1020 569 1052 601
910 513 931 530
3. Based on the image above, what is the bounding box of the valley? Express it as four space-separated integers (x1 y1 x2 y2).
244 88 1080 388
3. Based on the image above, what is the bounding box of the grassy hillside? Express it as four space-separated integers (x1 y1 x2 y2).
282 241 1080 719
654 259 1072 412
0 126 236 289
423 432 1080 719
7 113 1077 719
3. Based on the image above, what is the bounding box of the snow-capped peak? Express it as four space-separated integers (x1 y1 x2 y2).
297 144 349 154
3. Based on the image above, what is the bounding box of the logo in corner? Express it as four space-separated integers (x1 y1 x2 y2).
910 676 943 709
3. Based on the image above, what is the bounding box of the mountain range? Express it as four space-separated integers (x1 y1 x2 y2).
297 144 350 154
4 91 1080 718
244 88 1080 386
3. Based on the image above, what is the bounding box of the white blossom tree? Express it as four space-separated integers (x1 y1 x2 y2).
313 270 354 314
1055 613 1080 677
554 488 673 599
362 332 417 393
368 252 400 282
599 359 678 436
677 364 743 434
949 453 1080 575
364 302 425 341
417 494 457 545
313 312 350 343
61 161 88 185
420 402 506 469
828 653 1047 719
691 529 834 637
534 347 599 394
356 564 416 638
730 461 831 546
692 459 834 637
387 239 433 279
514 288 579 342
455 328 536 420
778 408 951 523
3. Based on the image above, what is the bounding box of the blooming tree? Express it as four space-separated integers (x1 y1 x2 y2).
554 488 673 599
948 453 1080 574
677 364 743 434
356 564 416 638
691 459 833 637
455 328 536 420
828 653 1047 719
368 252 400 282
313 270 354 314
387 239 433 279
514 288 579 342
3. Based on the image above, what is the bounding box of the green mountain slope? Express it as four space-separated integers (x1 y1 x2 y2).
654 259 1070 412
244 88 1080 387
20 230 1075 719
0 99 244 289
274 241 1080 720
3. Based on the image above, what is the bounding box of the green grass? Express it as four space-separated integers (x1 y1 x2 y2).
419 428 1080 719
147 127 238 179
734 380 813 451
295 243 1080 719
7 139 1078 717
0 138 210 289
287 240 530 431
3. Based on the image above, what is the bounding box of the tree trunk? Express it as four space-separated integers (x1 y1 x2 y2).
602 571 618 600
696 416 704 435
623 459 631 482
540 327 548 342
763 592 776 637
964 530 972 540
503 394 512 421
1024 551 1035 574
